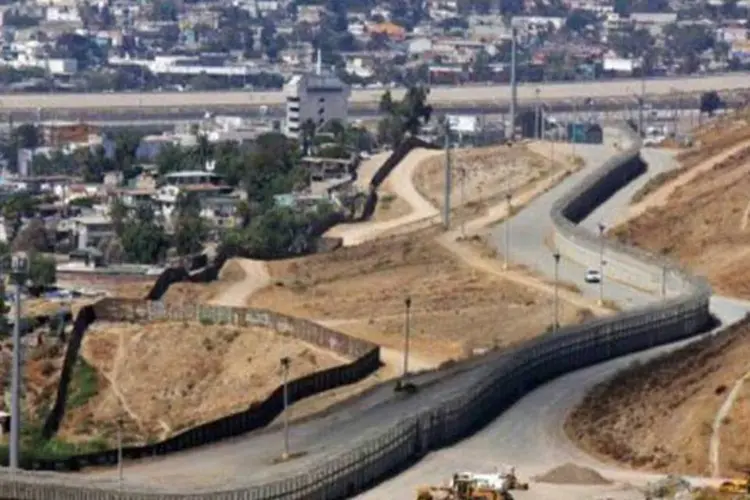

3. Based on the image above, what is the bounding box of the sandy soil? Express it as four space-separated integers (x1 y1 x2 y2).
611 137 750 299
413 142 557 210
248 229 587 364
566 319 750 478
58 321 344 445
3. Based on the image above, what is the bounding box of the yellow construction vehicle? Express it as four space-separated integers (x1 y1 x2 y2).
416 472 516 500
718 474 750 494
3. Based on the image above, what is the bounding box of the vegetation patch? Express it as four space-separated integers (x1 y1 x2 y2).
65 357 99 410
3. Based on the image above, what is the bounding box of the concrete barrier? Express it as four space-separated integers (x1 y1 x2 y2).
0 124 713 499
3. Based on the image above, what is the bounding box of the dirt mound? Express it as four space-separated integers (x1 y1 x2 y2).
532 463 612 485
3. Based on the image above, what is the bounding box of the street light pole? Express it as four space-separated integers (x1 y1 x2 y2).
599 222 605 306
402 297 411 384
280 356 291 460
9 252 28 472
504 193 512 270
117 417 124 493
553 251 561 333
534 88 541 139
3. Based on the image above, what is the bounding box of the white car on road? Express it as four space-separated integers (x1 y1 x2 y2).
584 269 601 283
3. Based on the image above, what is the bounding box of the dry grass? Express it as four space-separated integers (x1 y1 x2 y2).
612 141 750 299
23 298 95 317
248 229 586 363
57 321 344 446
566 319 750 477
413 144 556 211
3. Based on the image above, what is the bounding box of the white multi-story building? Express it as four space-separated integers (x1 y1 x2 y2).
283 62 350 140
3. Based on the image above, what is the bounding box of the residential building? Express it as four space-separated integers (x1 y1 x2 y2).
71 214 114 250
283 68 350 139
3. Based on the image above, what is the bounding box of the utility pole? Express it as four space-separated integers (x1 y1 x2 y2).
280 356 291 461
534 88 541 140
460 167 466 238
509 26 517 141
599 222 605 306
9 252 28 472
443 123 452 230
661 266 667 298
638 67 646 136
504 193 512 270
552 251 560 333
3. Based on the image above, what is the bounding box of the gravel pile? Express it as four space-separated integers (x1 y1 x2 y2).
532 463 613 485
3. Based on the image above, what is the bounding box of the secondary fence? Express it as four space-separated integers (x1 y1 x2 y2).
0 124 713 499
31 297 379 474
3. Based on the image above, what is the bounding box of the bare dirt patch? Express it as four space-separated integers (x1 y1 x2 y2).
248 229 586 363
612 141 750 298
533 463 613 485
58 321 344 446
372 191 412 222
413 143 558 211
566 319 750 477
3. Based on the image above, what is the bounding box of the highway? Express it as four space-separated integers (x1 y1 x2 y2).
354 130 750 499
0 73 749 113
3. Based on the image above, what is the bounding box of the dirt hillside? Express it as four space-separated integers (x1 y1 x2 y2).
58 321 343 446
611 136 750 298
566 319 750 477
248 228 589 363
413 143 556 210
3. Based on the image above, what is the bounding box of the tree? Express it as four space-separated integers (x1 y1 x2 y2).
242 132 304 208
151 0 178 21
11 219 51 253
173 192 207 256
28 253 56 292
565 10 598 34
700 90 724 116
614 0 630 15
376 85 433 147
120 204 169 264
109 198 128 238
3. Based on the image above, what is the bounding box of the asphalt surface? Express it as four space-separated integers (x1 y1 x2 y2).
2 73 750 111
13 127 747 498
75 342 521 493
355 130 750 499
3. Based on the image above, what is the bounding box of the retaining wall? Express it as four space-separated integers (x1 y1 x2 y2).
0 124 714 498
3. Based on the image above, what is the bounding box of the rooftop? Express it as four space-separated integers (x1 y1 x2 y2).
164 171 224 178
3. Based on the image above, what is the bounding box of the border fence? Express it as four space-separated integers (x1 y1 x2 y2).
0 124 713 499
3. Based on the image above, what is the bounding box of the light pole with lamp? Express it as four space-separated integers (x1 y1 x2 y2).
534 88 541 139
9 251 28 472
598 222 606 306
117 416 124 492
504 193 512 270
553 251 561 333
280 356 291 460
400 297 412 389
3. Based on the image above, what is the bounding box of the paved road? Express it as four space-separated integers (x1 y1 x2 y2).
2 73 750 110
355 130 750 499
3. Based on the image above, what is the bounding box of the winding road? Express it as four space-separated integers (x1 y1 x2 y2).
13 127 750 498
355 129 750 499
